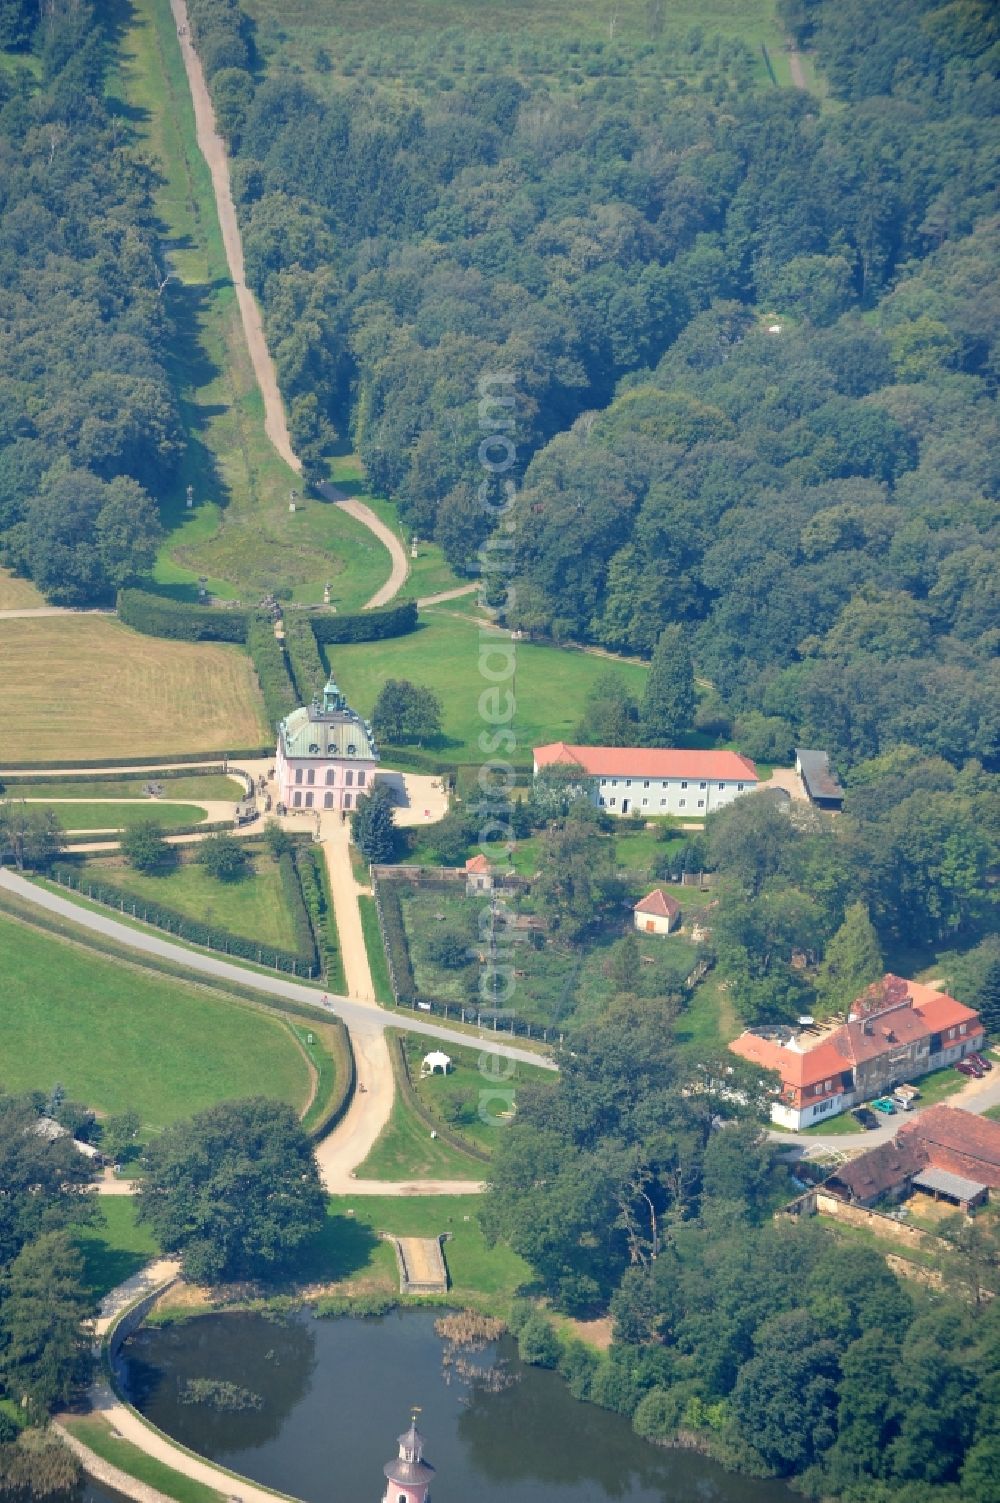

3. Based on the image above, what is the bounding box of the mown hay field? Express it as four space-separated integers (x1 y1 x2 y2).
0 616 267 763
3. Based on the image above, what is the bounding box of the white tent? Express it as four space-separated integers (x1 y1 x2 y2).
422 1050 453 1075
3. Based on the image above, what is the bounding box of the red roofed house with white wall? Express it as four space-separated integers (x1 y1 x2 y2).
532 743 759 818
729 975 985 1130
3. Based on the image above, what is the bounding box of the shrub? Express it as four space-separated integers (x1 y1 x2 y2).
120 820 172 873
197 832 248 882
281 849 320 974
517 1312 560 1368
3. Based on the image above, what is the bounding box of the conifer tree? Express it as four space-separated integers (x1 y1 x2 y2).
639 626 696 745
815 902 883 1017
351 783 396 863
977 958 1000 1039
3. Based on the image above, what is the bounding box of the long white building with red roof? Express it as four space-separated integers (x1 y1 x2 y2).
730 974 985 1129
532 742 759 818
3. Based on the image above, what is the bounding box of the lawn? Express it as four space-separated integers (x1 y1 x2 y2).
327 455 467 603
358 893 394 1004
0 616 267 763
672 973 742 1054
3 774 244 801
61 1415 224 1503
328 610 648 768
290 1195 533 1308
400 1031 550 1151
23 801 210 832
80 843 300 950
0 566 43 609
74 1198 161 1302
116 0 393 609
0 913 311 1131
355 1093 488 1181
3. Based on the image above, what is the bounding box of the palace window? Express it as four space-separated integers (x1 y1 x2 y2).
295 768 303 785
307 769 315 785
344 793 352 809
345 769 354 786
293 791 302 807
357 770 366 786
324 793 334 809
305 792 313 808
326 768 335 785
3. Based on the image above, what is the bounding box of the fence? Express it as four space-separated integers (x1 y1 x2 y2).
48 864 317 977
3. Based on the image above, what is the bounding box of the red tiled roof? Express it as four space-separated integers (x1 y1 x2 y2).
900 1106 1000 1175
729 1033 849 1090
729 975 982 1096
634 888 680 919
912 992 981 1035
465 854 491 873
533 744 759 781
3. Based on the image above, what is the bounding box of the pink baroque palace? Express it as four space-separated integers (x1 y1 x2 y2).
275 675 378 814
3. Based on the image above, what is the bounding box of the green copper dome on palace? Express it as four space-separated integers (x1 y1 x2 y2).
278 676 377 761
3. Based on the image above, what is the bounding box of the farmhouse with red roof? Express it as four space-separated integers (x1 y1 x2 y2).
532 743 758 818
729 974 984 1129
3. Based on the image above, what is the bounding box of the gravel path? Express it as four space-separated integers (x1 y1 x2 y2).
171 0 412 612
169 0 297 474
0 870 552 1071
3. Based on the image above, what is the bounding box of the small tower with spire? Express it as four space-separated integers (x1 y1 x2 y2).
382 1414 434 1503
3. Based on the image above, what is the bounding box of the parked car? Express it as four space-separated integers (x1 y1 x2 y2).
968 1052 993 1072
851 1107 879 1130
871 1097 897 1115
955 1060 981 1078
891 1092 913 1110
894 1083 920 1102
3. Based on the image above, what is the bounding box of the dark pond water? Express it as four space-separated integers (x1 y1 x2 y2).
120 1308 796 1503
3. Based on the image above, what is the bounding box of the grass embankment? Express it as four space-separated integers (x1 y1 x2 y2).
24 801 210 832
402 1032 551 1150
328 610 648 767
0 617 267 763
74 1198 161 1302
358 893 394 1003
0 912 311 1131
117 0 390 608
79 844 301 950
61 1414 224 1503
6 774 244 801
355 1096 487 1181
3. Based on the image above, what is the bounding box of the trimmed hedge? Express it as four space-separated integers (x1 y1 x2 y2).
59 819 232 847
311 600 417 644
117 589 249 642
1 765 226 787
298 844 345 992
246 618 297 730
279 849 319 974
4 750 269 771
48 864 316 975
283 615 328 704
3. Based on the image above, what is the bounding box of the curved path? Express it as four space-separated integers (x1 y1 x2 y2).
315 481 410 608
171 0 411 610
57 1259 303 1503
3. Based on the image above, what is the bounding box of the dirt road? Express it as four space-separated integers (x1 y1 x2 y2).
172 4 416 612
788 42 807 89
170 0 298 473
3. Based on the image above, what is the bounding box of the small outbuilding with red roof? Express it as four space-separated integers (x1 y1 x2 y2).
634 888 681 936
